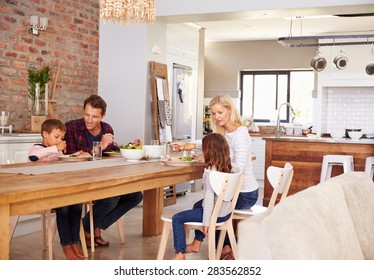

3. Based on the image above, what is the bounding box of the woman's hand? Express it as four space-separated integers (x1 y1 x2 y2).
170 142 196 151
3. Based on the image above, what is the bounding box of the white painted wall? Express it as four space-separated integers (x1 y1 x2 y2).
98 23 148 145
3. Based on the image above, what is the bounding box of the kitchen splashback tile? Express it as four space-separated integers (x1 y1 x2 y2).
323 87 374 135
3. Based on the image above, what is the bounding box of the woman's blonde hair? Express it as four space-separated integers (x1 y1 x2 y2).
209 93 243 135
202 133 232 173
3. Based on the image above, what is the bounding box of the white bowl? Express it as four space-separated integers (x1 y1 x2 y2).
143 145 162 159
120 148 145 162
348 131 363 140
329 131 344 139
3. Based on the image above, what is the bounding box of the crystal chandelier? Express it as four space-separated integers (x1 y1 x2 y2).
100 0 156 25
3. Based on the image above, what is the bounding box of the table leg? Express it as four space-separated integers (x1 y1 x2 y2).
142 187 164 236
0 204 10 259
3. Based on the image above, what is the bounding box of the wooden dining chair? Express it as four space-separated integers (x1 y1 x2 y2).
40 209 89 259
157 167 243 260
83 201 125 252
232 162 294 220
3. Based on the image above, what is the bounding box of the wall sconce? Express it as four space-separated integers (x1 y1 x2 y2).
28 15 48 35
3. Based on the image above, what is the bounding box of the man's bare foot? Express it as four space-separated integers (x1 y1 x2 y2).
62 245 78 260
185 239 202 254
171 253 186 260
72 243 85 259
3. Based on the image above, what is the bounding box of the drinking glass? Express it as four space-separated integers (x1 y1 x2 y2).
161 143 171 160
151 139 160 145
92 141 102 160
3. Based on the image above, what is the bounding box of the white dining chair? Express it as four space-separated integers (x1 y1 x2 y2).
233 162 294 220
157 167 243 260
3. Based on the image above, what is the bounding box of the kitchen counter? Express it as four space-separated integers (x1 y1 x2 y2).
262 135 374 145
0 133 41 143
262 136 374 206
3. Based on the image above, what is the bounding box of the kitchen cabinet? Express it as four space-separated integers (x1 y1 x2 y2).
0 134 41 164
0 144 8 164
1 135 42 237
251 136 265 181
263 136 374 206
8 143 35 163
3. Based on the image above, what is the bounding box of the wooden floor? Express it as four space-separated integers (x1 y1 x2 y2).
10 187 263 260
10 190 207 260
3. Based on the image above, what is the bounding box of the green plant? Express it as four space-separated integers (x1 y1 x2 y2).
27 66 50 101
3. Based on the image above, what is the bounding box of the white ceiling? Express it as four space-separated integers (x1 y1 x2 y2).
158 4 374 42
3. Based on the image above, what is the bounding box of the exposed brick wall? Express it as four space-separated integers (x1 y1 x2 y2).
0 0 99 131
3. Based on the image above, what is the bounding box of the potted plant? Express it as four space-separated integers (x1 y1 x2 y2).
27 66 50 115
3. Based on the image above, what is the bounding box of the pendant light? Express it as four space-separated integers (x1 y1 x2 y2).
366 45 374 76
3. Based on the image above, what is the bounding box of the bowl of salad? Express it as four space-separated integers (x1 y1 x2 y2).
120 141 145 162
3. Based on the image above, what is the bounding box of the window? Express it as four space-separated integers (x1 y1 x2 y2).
240 70 314 124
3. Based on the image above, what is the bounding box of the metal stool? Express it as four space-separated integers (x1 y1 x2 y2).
320 155 354 183
365 156 374 180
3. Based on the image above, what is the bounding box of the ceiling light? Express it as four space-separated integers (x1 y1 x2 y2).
310 50 326 72
333 50 349 70
100 0 156 25
366 46 374 76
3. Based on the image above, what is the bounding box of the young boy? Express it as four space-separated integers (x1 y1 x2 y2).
28 119 84 260
28 118 67 162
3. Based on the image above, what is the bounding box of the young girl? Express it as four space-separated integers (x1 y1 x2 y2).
28 119 84 260
171 133 233 260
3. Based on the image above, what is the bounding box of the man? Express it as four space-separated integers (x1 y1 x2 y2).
65 94 143 247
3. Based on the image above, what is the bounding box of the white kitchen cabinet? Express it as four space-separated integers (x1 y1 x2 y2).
1 135 42 237
8 142 35 163
0 135 41 164
251 136 266 182
0 143 8 164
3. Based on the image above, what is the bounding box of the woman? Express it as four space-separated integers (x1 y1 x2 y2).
172 93 258 259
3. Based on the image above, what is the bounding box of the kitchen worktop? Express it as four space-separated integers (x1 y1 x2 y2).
262 135 374 145
0 133 41 143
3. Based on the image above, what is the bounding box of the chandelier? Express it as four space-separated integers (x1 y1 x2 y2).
100 0 156 25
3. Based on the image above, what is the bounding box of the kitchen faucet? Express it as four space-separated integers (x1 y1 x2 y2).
276 102 295 138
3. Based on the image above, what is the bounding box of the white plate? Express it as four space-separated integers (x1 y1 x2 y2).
103 151 122 158
58 155 92 162
161 159 197 166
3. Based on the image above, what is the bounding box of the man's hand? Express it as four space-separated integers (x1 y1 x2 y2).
101 133 114 150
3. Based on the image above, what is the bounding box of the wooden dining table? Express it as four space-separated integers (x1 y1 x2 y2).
0 159 204 260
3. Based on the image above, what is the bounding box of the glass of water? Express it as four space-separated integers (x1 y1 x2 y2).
92 141 102 160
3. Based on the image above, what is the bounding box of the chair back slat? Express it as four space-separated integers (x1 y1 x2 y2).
208 167 243 229
209 166 242 201
267 162 294 209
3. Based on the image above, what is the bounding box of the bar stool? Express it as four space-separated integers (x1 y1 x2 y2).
320 155 354 183
365 156 374 179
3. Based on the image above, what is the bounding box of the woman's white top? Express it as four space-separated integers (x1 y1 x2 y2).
196 126 258 193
